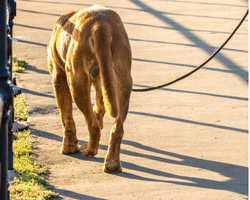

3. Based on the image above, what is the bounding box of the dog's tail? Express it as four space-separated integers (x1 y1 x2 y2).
91 23 118 118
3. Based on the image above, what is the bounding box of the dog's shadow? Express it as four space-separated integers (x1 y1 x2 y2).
30 128 247 196
68 139 247 196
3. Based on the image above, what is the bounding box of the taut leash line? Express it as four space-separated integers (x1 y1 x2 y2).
132 9 248 92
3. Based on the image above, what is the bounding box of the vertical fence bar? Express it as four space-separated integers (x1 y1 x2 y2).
0 0 11 199
0 97 9 200
0 0 8 76
7 0 16 171
0 0 8 197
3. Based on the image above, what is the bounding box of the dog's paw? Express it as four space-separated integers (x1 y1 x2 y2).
104 159 122 173
60 145 80 154
80 143 98 157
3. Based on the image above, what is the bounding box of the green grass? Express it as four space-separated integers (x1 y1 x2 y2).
10 130 59 199
12 56 28 73
10 58 59 199
14 94 29 121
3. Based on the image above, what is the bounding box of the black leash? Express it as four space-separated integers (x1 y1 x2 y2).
132 9 249 92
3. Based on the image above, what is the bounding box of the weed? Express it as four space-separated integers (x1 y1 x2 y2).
14 94 29 121
12 56 28 73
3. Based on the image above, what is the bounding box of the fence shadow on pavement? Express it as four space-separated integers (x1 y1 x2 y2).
133 84 248 101
52 188 107 200
128 110 248 133
22 88 55 99
129 0 248 84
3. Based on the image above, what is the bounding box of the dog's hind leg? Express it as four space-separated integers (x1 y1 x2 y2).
103 118 124 173
66 58 101 157
92 78 106 130
50 69 80 154
104 87 131 173
71 80 101 156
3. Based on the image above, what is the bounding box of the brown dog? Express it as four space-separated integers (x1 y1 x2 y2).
47 5 132 173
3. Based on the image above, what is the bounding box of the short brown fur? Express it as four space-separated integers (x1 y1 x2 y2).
47 5 132 173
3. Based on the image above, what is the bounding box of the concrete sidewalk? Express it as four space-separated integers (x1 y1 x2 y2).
13 0 248 199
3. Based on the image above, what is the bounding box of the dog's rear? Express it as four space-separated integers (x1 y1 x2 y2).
48 5 132 172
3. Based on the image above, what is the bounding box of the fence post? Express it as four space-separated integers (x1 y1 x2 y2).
0 0 13 199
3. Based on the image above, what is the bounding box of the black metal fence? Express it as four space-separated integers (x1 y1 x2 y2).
0 0 16 199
